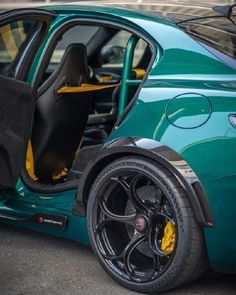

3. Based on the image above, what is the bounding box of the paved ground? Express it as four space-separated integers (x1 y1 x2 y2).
0 223 235 295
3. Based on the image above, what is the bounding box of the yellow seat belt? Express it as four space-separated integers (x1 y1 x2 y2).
132 68 146 79
26 140 37 180
57 83 119 94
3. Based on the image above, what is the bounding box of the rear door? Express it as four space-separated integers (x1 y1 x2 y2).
0 9 55 187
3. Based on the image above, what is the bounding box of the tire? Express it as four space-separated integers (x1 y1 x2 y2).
87 156 208 294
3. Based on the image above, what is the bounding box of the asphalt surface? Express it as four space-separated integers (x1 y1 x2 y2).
0 223 235 295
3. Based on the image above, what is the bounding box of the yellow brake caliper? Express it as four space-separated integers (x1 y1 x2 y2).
161 221 176 254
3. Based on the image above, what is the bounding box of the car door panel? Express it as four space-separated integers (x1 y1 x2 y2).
0 9 55 187
0 75 33 187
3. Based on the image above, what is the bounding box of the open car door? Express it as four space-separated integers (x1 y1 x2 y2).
0 9 55 187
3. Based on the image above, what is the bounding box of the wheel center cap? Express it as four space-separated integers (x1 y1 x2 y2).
134 216 148 233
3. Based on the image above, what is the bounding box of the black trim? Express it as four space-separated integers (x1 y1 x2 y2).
0 211 67 231
0 8 56 81
191 181 213 226
0 8 56 25
73 137 214 227
21 170 80 193
26 213 67 230
16 22 51 81
21 15 157 194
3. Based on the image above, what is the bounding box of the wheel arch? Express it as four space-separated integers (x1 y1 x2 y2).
73 137 214 227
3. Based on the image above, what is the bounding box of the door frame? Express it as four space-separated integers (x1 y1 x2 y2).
0 8 56 80
20 13 157 194
0 8 56 188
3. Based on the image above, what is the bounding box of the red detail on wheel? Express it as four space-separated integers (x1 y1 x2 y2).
39 217 44 223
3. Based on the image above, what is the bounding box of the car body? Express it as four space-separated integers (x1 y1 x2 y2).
0 2 235 293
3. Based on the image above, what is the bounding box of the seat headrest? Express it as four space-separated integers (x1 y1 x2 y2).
39 43 90 95
57 43 89 86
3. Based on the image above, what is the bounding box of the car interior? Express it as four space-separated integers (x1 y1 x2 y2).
1 21 152 185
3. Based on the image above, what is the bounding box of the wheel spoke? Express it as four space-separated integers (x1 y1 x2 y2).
98 240 122 261
95 219 110 235
111 176 152 213
129 175 152 213
102 252 122 261
149 253 160 279
153 253 161 272
111 177 129 192
98 193 136 226
122 232 146 277
149 223 169 257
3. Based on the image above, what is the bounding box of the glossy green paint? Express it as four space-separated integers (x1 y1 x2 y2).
111 76 236 272
165 93 212 129
118 34 139 115
0 180 90 245
0 5 236 273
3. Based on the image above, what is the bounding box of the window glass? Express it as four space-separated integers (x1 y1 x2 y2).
101 30 147 68
49 25 99 64
178 17 236 69
0 20 36 75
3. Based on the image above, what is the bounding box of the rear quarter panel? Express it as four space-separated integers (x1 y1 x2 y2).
111 66 236 272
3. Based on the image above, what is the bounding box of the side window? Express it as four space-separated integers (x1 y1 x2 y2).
0 20 37 76
48 25 99 68
100 30 147 68
40 25 99 84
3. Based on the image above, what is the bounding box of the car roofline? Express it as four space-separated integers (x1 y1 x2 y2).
41 4 176 27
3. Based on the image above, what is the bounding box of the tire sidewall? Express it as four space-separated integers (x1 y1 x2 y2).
87 156 203 293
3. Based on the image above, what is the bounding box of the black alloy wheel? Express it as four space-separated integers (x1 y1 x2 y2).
87 156 208 294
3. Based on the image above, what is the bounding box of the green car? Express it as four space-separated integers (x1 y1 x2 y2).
0 2 235 293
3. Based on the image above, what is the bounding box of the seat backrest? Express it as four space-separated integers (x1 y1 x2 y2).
31 43 93 182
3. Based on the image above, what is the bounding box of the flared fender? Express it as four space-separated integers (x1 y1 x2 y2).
73 137 214 226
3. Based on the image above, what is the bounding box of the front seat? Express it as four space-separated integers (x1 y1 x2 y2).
31 43 92 182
